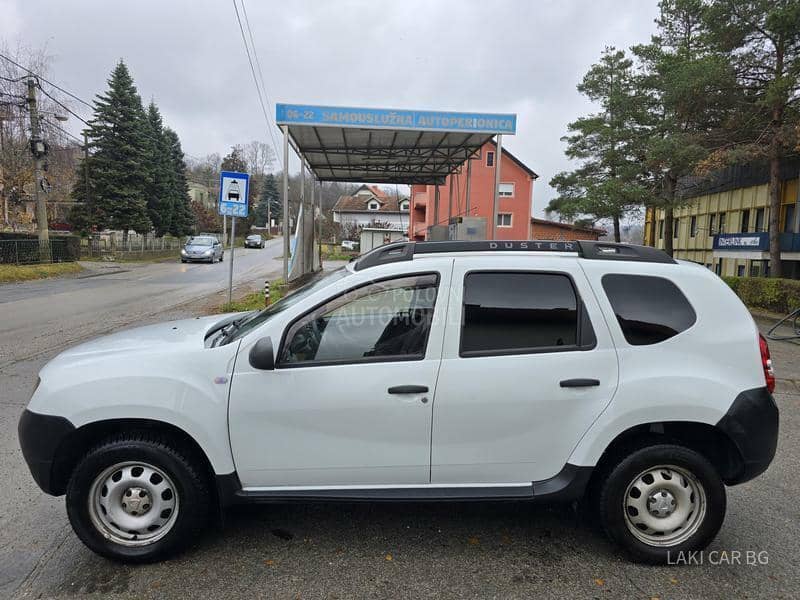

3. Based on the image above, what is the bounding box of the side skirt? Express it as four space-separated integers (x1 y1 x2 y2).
216 464 592 505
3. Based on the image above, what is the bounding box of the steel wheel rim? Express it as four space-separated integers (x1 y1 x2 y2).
87 461 179 547
623 464 706 547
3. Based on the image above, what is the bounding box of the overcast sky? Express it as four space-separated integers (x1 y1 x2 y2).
1 0 659 216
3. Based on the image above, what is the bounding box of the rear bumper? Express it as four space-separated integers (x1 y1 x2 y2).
18 409 75 495
716 387 779 485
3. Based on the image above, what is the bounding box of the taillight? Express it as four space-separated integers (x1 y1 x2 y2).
759 333 775 393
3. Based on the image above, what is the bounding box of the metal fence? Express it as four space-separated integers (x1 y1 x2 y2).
0 239 79 265
81 233 184 260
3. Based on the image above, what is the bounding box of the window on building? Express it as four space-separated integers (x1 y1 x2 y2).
749 261 761 277
601 274 697 346
497 213 512 227
715 260 723 276
783 204 796 233
673 218 680 238
690 215 698 237
719 212 726 233
498 183 515 197
755 208 765 232
709 214 716 235
368 201 380 211
658 220 664 240
741 209 750 233
486 151 495 167
279 274 439 366
400 200 409 212
460 272 590 356
737 264 745 277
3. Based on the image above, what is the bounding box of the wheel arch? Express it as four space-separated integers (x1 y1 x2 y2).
49 418 219 498
588 421 744 487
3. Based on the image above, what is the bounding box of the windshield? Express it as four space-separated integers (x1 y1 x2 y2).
222 267 351 343
188 237 215 246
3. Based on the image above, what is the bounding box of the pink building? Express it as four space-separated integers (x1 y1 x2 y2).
409 140 538 240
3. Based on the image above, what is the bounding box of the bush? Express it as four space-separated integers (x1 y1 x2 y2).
722 276 800 313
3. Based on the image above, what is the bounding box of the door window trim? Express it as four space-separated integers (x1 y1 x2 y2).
276 271 441 369
458 269 597 358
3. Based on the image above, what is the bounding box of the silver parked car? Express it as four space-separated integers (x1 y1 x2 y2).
180 236 223 263
244 234 265 249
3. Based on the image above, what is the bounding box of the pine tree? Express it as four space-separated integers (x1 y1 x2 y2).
548 47 647 241
144 102 175 236
254 173 280 227
164 127 195 236
73 60 151 243
632 0 737 256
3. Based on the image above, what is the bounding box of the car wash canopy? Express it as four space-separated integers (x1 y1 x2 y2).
275 103 517 185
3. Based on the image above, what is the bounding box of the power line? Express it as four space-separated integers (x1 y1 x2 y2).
36 83 90 126
231 0 281 161
41 117 84 145
0 51 93 110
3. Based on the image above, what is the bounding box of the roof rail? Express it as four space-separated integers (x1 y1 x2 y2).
351 239 675 271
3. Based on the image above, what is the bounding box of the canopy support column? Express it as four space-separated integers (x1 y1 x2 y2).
282 125 289 281
433 185 440 229
465 156 472 215
491 134 503 240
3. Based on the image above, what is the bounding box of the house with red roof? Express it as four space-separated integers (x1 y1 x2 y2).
332 184 411 231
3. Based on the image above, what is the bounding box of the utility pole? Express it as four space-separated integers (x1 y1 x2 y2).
26 78 50 260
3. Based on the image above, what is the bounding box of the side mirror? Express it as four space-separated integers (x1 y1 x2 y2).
248 337 275 370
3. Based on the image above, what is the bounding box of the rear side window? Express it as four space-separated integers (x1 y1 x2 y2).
461 272 594 356
601 274 696 345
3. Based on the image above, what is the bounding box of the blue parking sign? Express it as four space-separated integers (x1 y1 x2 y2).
218 171 250 217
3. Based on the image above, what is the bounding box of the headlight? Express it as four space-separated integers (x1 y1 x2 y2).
181 249 187 255
204 249 213 255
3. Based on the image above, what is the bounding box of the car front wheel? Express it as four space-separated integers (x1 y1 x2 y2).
66 433 211 562
598 444 726 564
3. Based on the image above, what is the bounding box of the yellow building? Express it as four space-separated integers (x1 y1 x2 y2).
644 159 800 279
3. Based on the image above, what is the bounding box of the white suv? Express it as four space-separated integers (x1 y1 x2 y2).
18 240 779 564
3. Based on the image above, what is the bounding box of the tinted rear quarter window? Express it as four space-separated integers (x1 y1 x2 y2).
602 274 696 345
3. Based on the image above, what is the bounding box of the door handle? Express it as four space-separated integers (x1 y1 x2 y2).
559 378 600 388
388 385 429 394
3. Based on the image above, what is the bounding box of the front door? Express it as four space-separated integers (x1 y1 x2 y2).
229 265 452 488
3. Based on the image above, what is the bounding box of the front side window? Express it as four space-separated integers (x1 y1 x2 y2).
602 274 696 346
280 274 438 366
460 272 591 356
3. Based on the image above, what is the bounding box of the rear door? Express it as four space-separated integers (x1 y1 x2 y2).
431 255 618 484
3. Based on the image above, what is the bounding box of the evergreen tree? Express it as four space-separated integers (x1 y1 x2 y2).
144 101 175 236
705 0 800 276
548 47 647 241
253 173 280 227
72 60 151 242
164 127 195 236
221 146 248 173
632 0 737 256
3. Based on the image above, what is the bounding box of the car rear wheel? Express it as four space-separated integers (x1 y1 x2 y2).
598 444 726 564
66 432 211 563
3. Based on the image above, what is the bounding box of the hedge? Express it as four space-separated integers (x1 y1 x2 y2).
722 276 800 314
0 232 81 263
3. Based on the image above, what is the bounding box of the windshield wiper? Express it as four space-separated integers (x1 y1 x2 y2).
213 312 258 347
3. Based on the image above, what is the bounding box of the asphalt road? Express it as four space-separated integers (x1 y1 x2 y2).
1 257 799 598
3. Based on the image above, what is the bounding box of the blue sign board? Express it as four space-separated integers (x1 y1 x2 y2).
713 232 769 251
276 103 516 134
218 171 249 218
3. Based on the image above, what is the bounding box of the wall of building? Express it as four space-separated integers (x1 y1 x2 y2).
408 141 534 241
649 177 799 277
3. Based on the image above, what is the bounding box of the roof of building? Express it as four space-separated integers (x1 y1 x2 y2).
333 185 409 213
677 155 800 200
530 217 605 234
486 139 539 180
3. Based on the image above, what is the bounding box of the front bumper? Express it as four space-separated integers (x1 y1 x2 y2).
18 409 76 495
182 254 214 261
244 242 261 248
716 387 779 485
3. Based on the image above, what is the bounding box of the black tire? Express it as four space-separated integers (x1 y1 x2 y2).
180 259 186 263
66 432 211 563
598 444 726 564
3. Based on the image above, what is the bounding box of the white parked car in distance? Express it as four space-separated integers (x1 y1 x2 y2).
19 240 778 563
341 240 358 251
